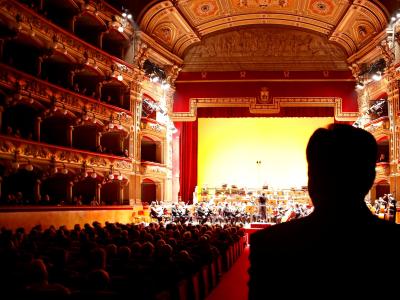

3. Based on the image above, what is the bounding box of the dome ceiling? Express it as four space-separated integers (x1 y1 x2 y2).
136 0 390 70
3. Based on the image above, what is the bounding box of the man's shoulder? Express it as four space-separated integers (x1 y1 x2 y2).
250 217 311 244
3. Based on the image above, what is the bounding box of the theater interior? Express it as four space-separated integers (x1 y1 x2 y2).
0 0 399 298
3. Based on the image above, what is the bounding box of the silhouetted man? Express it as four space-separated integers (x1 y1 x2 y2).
248 124 400 299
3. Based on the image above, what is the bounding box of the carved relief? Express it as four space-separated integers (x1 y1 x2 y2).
183 28 347 71
153 23 176 46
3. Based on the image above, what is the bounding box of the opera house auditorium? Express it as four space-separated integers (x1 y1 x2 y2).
0 0 399 299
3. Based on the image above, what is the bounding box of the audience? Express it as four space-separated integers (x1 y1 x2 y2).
0 221 245 298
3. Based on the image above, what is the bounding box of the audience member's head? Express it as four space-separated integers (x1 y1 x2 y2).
306 124 377 210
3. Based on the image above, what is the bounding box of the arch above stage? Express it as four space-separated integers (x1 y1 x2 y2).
138 0 389 60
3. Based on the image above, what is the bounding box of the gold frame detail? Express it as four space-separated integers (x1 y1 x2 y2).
172 97 358 122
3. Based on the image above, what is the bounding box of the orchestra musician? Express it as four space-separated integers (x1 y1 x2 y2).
258 193 267 222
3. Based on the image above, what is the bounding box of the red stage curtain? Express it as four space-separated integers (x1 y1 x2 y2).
177 121 198 204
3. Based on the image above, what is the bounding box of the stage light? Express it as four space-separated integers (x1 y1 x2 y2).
372 71 382 81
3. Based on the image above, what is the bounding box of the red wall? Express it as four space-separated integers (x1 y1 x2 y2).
174 71 358 114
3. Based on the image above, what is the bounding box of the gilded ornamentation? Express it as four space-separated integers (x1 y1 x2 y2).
259 87 271 103
183 28 347 71
309 0 334 16
172 97 358 121
194 1 219 16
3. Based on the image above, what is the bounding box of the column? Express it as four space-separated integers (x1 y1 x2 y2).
68 125 74 147
120 182 124 205
34 179 41 204
0 106 4 133
36 56 43 77
35 117 41 142
388 71 400 200
96 132 102 151
67 181 73 203
96 183 102 205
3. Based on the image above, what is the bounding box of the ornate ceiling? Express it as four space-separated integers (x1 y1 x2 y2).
135 0 390 71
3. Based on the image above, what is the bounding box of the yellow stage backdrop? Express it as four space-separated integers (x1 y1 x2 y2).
198 117 333 190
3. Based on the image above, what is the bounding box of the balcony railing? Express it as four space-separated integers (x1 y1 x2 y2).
140 161 167 177
140 117 167 136
0 135 133 172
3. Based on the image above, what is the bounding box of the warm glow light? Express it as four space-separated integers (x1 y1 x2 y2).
118 26 124 33
117 74 123 81
198 117 333 190
372 72 382 81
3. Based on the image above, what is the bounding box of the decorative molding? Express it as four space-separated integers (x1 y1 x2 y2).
172 97 358 121
183 27 348 72
139 0 388 60
0 135 134 172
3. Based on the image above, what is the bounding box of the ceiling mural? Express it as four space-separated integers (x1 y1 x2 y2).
183 27 348 71
138 0 389 69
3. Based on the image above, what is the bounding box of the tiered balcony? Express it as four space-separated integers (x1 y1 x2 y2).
0 64 133 128
0 135 133 173
1 0 135 82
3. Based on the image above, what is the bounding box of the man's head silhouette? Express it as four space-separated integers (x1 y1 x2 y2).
306 124 377 211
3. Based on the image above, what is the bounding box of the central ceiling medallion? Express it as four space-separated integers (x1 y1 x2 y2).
195 1 218 17
309 0 334 16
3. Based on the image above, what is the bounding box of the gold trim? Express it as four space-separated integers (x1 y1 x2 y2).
172 97 358 122
175 79 355 83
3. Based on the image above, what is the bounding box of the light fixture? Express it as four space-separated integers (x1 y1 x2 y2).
117 74 123 81
122 12 127 17
372 71 382 81
161 81 170 90
117 174 123 181
356 82 365 90
118 26 124 33
108 174 114 180
61 167 69 175
25 163 34 171
127 14 132 20
150 74 159 83
91 172 97 179
11 161 20 170
397 12 400 19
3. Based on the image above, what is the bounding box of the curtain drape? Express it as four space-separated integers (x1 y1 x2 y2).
177 120 198 204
